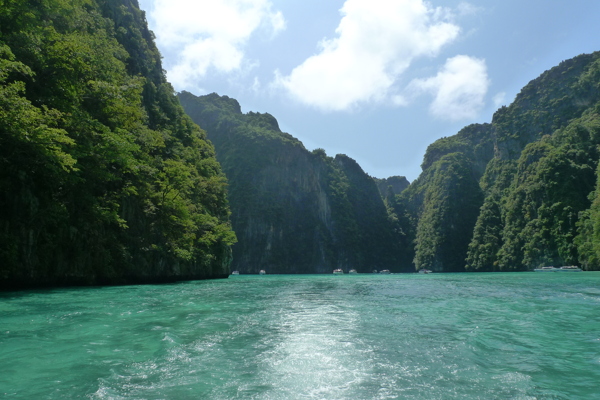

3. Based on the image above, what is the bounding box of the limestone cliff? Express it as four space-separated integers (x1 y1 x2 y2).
178 92 410 273
403 51 600 272
0 0 235 289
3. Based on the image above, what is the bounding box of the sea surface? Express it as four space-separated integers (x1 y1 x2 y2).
1 272 599 399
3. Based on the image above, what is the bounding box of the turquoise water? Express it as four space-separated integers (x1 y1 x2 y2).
1 273 599 399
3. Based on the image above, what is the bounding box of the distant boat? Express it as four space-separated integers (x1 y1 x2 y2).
534 266 558 272
231 271 239 275
372 270 378 274
534 266 582 272
558 266 582 272
349 269 357 274
259 270 266 275
333 269 344 275
418 269 432 274
379 270 390 274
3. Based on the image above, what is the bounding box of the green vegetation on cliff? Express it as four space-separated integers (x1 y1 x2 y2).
400 123 494 272
404 52 600 272
0 0 235 288
467 54 600 271
176 51 600 274
178 91 410 273
4 2 598 282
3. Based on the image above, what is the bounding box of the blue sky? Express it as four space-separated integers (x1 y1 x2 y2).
137 0 600 182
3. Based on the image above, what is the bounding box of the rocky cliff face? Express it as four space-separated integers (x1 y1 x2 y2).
491 54 600 161
374 176 410 197
178 92 409 273
175 51 600 275
403 51 600 272
0 0 234 289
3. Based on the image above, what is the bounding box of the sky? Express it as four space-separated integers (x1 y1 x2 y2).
137 0 600 182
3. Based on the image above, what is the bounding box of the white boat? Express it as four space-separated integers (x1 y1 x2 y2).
534 266 559 272
333 269 344 275
231 271 239 275
418 269 432 274
259 270 266 275
379 269 390 274
534 266 582 272
349 269 357 274
558 266 582 272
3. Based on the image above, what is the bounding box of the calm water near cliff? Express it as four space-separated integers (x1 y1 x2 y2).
1 272 600 399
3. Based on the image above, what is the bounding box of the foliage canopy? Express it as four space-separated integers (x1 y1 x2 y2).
0 0 235 288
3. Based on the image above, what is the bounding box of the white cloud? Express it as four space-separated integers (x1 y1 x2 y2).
391 94 409 107
456 2 482 17
148 0 285 89
251 76 261 93
273 0 460 111
409 55 489 120
493 91 506 108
